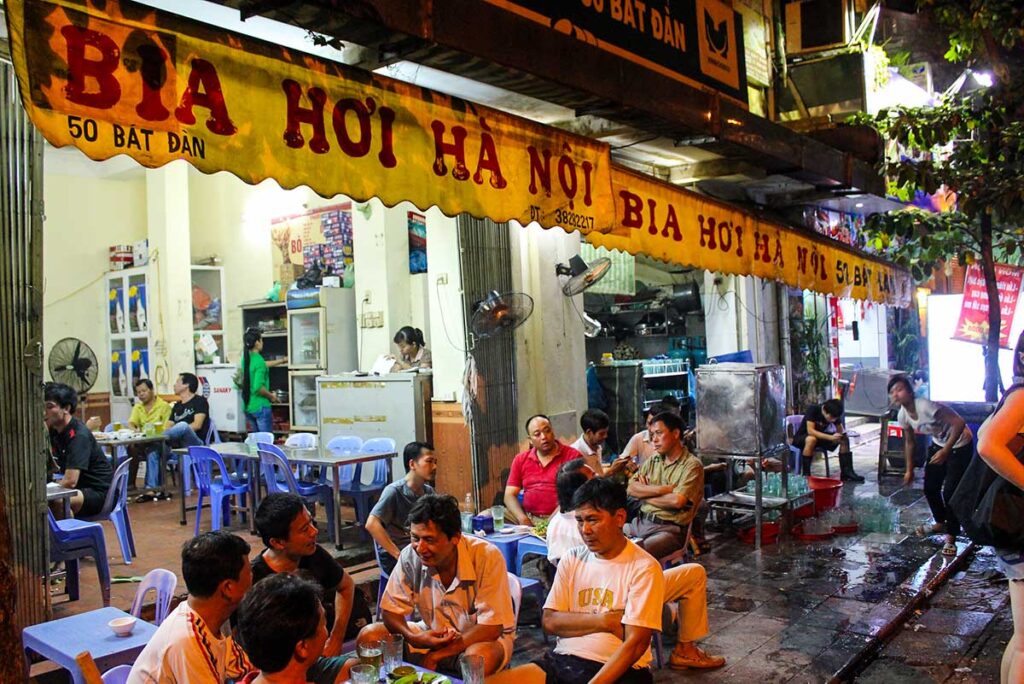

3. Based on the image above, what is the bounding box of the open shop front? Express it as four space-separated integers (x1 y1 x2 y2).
4 0 918 613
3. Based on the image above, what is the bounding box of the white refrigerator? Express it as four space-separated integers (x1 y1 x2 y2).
196 363 246 433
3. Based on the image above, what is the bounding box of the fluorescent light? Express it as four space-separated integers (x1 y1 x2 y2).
972 71 994 88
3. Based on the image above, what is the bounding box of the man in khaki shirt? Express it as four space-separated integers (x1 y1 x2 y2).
625 411 704 562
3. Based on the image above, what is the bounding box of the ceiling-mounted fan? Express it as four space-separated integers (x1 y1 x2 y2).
555 255 612 297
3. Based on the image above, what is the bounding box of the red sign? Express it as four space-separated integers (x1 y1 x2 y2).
953 264 1024 348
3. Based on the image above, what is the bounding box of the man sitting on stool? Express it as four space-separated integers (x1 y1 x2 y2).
792 398 863 482
625 411 703 562
357 494 516 676
548 462 725 671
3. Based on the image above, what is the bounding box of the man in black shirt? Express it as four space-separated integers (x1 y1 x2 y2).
165 372 210 443
44 382 113 516
251 494 370 684
792 398 864 482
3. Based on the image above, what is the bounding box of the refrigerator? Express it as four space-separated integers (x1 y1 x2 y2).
196 364 246 433
317 373 433 478
286 287 358 431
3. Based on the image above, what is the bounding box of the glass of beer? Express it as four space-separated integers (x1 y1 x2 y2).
491 505 506 532
357 640 382 679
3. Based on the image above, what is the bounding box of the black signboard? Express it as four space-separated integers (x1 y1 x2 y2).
486 0 748 105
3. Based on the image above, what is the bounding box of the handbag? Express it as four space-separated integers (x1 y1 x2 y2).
948 385 1024 548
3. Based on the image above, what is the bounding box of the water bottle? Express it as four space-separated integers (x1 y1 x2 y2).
461 493 474 534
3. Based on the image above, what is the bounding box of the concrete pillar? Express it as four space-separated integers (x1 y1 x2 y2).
510 223 587 441
351 199 412 368
146 162 194 393
424 209 465 401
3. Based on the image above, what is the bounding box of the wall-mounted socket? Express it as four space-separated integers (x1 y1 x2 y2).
362 291 372 304
436 273 449 285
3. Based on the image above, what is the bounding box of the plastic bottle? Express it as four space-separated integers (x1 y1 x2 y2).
460 493 474 534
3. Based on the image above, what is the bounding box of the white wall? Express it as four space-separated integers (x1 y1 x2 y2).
424 209 466 401
43 173 148 392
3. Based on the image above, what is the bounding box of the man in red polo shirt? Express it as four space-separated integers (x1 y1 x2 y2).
504 414 582 525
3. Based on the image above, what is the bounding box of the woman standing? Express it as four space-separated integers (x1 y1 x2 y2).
889 373 974 556
392 326 432 370
242 328 277 433
977 331 1024 684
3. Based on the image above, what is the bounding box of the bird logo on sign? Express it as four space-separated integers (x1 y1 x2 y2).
704 10 729 59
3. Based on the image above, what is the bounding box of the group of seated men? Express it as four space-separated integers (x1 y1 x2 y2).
44 374 214 517
127 406 723 684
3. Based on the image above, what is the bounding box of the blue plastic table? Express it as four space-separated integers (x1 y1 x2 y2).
23 607 158 684
514 536 549 575
478 531 530 572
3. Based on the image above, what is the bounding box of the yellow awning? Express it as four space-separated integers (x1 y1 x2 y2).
4 0 912 306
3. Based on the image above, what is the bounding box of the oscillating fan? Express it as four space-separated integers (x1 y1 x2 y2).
556 255 612 297
48 337 99 393
469 291 534 341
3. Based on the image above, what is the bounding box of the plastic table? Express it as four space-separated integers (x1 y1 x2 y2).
23 607 157 684
514 536 549 575
477 531 531 573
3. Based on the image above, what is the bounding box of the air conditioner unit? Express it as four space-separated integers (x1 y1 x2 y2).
784 0 853 55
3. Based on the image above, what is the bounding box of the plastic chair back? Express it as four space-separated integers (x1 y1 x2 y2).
189 446 244 491
360 437 396 455
130 568 177 625
369 458 390 487
259 449 300 495
101 664 132 684
246 431 275 446
95 459 131 519
326 435 363 453
205 418 221 445
785 415 802 440
285 432 318 448
507 572 523 626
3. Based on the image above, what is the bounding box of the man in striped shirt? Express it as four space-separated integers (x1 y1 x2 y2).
129 532 254 683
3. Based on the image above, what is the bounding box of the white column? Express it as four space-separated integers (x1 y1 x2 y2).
146 162 194 393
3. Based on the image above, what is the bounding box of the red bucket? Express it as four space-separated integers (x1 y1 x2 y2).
737 521 781 545
808 476 843 511
792 501 816 519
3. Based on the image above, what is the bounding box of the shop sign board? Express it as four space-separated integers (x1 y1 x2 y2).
952 264 1023 348
588 168 914 306
485 0 748 104
4 0 912 306
4 0 614 235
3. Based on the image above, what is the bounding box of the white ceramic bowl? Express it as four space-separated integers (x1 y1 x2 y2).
108 616 136 637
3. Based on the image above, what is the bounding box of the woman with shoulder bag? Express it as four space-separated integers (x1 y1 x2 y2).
977 330 1024 684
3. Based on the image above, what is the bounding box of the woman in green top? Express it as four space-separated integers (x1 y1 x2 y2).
242 328 277 434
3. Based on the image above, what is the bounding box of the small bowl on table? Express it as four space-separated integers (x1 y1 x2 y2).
108 616 137 637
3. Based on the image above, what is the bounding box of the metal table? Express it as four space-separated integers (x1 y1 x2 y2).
702 443 799 549
96 433 169 488
173 442 396 547
46 482 79 519
22 606 157 684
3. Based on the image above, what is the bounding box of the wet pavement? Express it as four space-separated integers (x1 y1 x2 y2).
507 438 986 682
857 546 1012 683
32 432 1003 682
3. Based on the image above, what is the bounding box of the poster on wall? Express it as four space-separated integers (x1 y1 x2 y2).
270 204 354 285
952 264 1024 348
408 212 427 274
